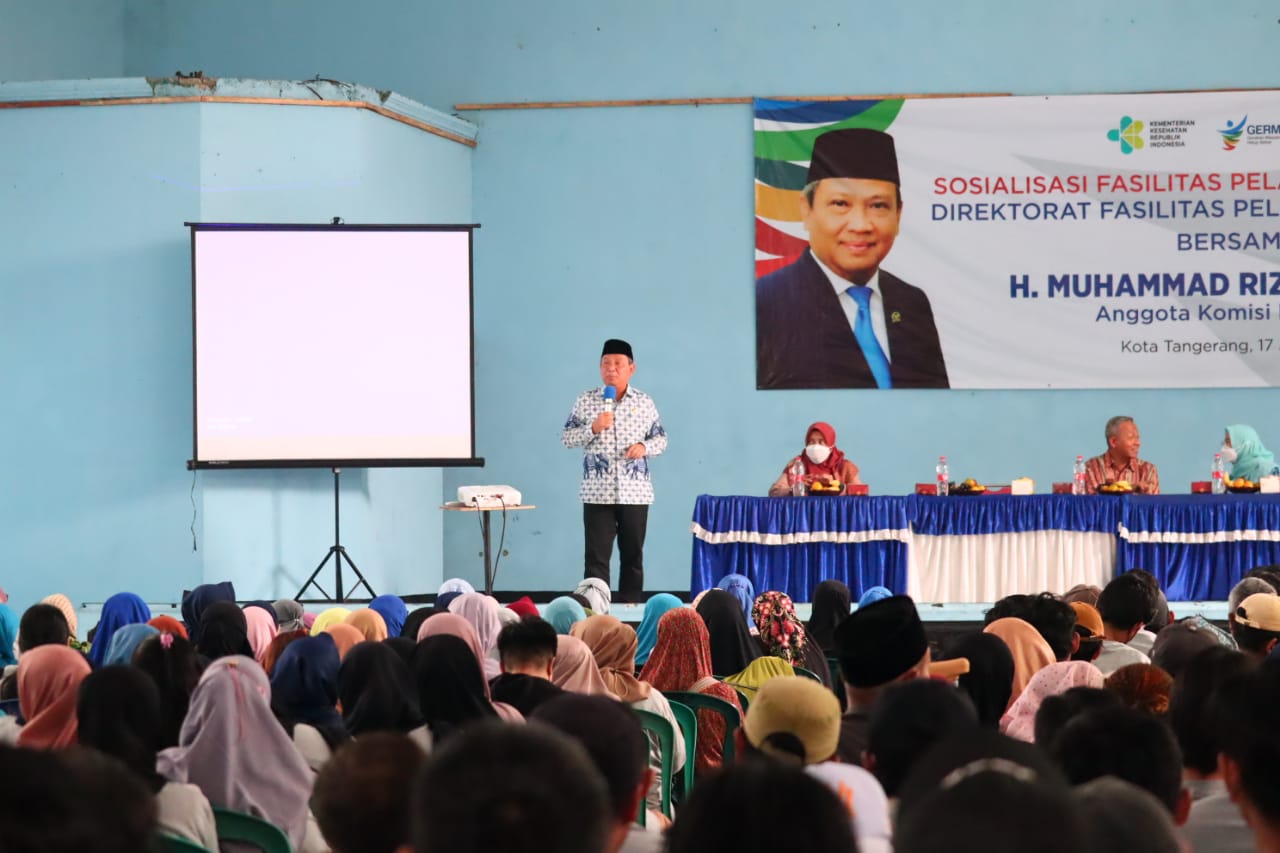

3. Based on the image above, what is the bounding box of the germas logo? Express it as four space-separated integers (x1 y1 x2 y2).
1220 116 1247 151
1107 116 1144 154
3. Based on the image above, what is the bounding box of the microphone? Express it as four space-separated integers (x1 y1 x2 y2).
603 385 617 414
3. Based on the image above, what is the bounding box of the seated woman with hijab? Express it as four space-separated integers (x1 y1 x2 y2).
1222 424 1280 482
768 422 862 497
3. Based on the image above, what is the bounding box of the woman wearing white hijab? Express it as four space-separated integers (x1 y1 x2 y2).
575 578 612 615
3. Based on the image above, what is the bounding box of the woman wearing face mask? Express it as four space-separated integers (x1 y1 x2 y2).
768 422 861 496
1222 424 1280 482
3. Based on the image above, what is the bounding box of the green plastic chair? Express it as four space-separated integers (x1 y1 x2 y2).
664 690 742 765
157 834 214 853
634 708 675 822
713 676 751 711
212 807 293 853
666 699 698 801
793 666 822 683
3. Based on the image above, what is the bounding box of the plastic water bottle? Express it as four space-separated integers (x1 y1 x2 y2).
1212 453 1226 494
1072 455 1087 495
936 456 950 496
790 458 806 497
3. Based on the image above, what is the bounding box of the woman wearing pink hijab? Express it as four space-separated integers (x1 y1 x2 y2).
551 634 614 696
447 593 503 679
17 645 91 749
1000 660 1105 742
243 606 278 665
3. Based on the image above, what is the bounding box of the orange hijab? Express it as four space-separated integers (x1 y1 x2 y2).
345 609 388 643
983 617 1055 709
571 615 651 704
17 645 91 748
323 623 365 660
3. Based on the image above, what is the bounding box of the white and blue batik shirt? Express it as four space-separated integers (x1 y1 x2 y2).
561 386 667 505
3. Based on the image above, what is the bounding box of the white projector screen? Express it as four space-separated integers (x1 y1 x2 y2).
188 224 481 468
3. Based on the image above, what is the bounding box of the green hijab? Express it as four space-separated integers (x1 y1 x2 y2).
1227 424 1279 481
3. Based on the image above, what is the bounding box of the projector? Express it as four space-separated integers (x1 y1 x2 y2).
457 485 523 507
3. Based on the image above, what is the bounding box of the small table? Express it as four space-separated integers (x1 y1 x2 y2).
440 504 536 595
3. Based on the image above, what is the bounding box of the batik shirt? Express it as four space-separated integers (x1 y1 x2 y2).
562 386 667 505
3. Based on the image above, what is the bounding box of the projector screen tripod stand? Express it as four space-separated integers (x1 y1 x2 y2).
296 467 376 603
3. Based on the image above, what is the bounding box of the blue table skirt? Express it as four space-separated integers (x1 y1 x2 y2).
692 493 1280 601
1118 495 1280 600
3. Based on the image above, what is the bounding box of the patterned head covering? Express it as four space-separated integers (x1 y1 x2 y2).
103 623 160 667
88 593 152 668
18 645 91 747
551 634 613 697
345 609 389 643
543 597 588 635
753 591 808 665
634 594 684 667
41 594 78 639
639 607 716 691
570 615 650 704
983 618 1057 709
1000 661 1104 741
157 657 312 850
243 606 278 665
368 595 408 638
574 579 612 615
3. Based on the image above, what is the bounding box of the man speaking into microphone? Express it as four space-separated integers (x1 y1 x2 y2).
561 339 667 603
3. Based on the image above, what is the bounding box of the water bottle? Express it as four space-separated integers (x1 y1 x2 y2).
1072 455 1087 495
1212 453 1226 494
936 455 950 496
791 458 806 497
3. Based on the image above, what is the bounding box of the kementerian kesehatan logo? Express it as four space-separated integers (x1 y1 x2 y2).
1219 116 1247 151
1106 116 1144 154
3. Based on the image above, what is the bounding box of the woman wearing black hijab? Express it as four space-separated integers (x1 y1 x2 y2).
338 641 423 736
942 631 1016 729
411 635 496 742
695 589 762 677
194 601 253 661
807 580 852 653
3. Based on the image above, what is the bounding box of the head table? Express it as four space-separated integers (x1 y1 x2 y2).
690 494 1280 603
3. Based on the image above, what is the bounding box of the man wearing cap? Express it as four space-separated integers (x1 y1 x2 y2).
561 340 667 602
832 595 932 765
1230 592 1280 661
756 127 948 390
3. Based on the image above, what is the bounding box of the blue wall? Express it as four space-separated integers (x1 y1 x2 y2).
0 0 124 81
0 94 471 611
6 0 1280 601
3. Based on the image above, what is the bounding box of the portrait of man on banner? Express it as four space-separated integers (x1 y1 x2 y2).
755 127 949 390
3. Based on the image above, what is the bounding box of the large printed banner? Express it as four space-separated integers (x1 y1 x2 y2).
754 92 1280 389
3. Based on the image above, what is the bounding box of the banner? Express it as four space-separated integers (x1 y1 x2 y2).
754 92 1280 389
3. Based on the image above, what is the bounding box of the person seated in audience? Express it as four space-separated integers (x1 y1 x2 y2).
1210 658 1280 853
1083 415 1160 494
1246 564 1280 594
1150 616 1227 678
570 615 685 809
1061 583 1102 607
1170 646 1255 853
1104 662 1173 716
409 720 612 853
194 601 254 661
1000 661 1103 742
1223 424 1280 481
86 592 151 668
490 617 565 717
543 596 589 635
806 579 852 654
1229 576 1276 628
449 593 505 679
270 632 350 772
419 613 523 721
941 632 1014 729
1123 568 1169 654
534 693 662 853
101 623 158 667
157 655 327 852
716 573 757 632
637 606 743 774
633 593 683 668
1032 686 1122 748
368 594 408 638
0 744 157 853
41 593 89 652
16 644 90 749
1230 592 1280 661
1048 705 1190 824
985 592 1079 662
982 617 1055 707
752 591 832 686
767 421 862 496
337 641 424 742
412 634 500 742
894 728 1086 853
312 732 427 853
723 654 795 701
865 679 977 805
180 581 236 644
551 634 614 696
132 632 203 749
76 664 218 850
741 676 892 852
1066 601 1105 663
834 595 931 765
665 758 860 853
244 603 280 663
262 627 310 675
696 589 762 676
574 578 612 615
1093 574 1155 675
1072 777 1185 853
0 603 71 701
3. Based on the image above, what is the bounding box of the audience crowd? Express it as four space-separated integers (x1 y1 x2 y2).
2 564 1280 853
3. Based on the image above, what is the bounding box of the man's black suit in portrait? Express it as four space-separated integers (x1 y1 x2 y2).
756 128 948 390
